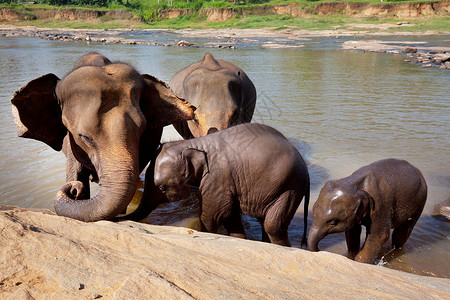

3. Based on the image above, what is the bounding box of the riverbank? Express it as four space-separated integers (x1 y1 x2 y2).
1 1 449 30
2 24 449 69
1 206 449 299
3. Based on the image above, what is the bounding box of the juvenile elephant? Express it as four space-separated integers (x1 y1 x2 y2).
307 159 427 264
11 52 195 222
149 123 310 246
169 53 257 138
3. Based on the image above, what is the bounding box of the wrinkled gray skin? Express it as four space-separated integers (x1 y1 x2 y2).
308 159 427 264
170 53 256 139
11 52 195 222
148 123 310 247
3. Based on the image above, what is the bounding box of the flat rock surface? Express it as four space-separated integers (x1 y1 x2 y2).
342 39 450 53
1 206 449 299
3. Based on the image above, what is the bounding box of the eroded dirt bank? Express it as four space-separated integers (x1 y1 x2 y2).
1 206 449 299
1 1 449 23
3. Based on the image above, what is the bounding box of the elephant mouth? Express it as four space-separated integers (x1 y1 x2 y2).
164 185 199 202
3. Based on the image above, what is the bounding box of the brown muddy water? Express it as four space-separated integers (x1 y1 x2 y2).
0 34 449 278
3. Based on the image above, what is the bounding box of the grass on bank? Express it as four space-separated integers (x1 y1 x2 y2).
1 1 449 32
2 0 447 22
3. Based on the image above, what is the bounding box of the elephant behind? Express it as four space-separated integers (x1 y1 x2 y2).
169 53 257 139
11 52 195 222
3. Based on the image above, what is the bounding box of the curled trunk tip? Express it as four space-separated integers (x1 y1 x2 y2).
307 226 324 252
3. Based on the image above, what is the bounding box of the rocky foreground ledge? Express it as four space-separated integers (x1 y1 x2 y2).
1 206 449 299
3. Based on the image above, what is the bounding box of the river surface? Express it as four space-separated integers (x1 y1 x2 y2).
0 33 449 278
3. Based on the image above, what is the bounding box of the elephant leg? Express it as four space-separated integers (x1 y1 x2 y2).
345 224 362 260
224 208 247 239
200 211 219 233
257 217 270 243
392 217 418 249
355 227 390 263
263 192 298 247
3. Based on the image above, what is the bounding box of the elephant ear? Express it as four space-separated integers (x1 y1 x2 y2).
10 74 66 151
182 148 209 181
141 74 195 128
354 190 374 224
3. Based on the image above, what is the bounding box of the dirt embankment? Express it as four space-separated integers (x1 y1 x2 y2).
0 7 139 22
197 1 450 21
1 1 449 23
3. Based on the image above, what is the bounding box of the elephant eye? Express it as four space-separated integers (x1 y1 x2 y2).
158 185 167 194
328 219 338 226
79 134 94 145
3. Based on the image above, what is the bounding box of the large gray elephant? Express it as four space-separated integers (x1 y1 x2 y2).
307 159 427 264
147 123 310 246
11 52 195 222
169 53 257 139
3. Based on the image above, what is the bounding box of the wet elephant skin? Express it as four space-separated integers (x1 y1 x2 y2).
11 52 195 222
147 123 310 247
170 53 257 139
307 159 427 264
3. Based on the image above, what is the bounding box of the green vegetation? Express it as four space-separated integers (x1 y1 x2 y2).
0 0 448 31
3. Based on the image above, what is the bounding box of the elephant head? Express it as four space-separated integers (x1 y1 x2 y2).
153 145 209 202
73 52 112 69
11 54 195 222
307 182 372 252
170 53 256 139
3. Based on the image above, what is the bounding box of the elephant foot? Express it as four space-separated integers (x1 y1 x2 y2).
58 181 85 200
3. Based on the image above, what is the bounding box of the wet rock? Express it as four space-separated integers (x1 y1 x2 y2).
432 53 450 64
0 206 449 299
176 40 194 47
433 198 450 221
402 46 418 53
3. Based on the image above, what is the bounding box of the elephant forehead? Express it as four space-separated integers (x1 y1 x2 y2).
58 66 143 106
62 64 142 88
331 190 344 200
186 68 239 89
155 152 181 178
316 190 346 214
103 63 141 80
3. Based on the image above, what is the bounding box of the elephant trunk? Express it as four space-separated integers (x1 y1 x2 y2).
307 226 327 252
55 149 139 222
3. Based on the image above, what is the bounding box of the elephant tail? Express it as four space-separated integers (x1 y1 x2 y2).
301 174 310 249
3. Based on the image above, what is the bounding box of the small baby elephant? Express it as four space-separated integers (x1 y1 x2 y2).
307 159 427 264
152 123 310 246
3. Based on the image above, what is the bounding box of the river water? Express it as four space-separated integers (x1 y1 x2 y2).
0 33 449 278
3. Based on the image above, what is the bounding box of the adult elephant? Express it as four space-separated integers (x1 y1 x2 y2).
169 53 257 139
10 53 195 222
